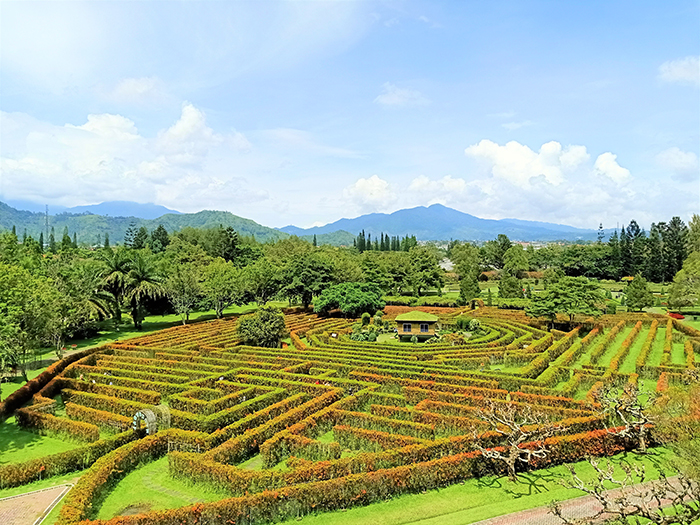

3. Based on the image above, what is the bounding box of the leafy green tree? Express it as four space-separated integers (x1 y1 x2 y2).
498 275 524 299
459 272 481 303
104 233 110 249
542 267 564 289
123 222 138 248
383 251 412 295
487 288 493 306
620 226 632 277
408 246 443 296
451 242 481 302
503 244 528 278
0 264 60 381
360 252 392 292
38 232 44 253
663 217 688 281
165 266 201 324
202 258 245 318
237 305 288 347
625 274 654 311
98 247 132 326
526 276 605 323
482 234 512 269
60 226 73 251
132 226 149 250
668 251 700 311
314 282 385 317
627 220 647 276
242 257 281 305
282 253 335 309
607 230 622 280
151 224 170 254
49 226 56 253
645 224 665 282
687 214 700 254
125 251 164 329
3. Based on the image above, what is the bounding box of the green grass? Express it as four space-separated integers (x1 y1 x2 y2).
0 416 82 466
1 368 44 400
96 457 231 520
275 448 674 525
597 325 634 367
619 325 651 374
671 341 687 366
647 327 666 367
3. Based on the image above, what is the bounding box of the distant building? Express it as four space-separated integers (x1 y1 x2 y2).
395 311 439 341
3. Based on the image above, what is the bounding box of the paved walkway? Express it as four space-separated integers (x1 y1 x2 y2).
0 484 72 525
470 477 683 525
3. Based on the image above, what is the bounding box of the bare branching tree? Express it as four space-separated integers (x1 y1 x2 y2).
473 399 566 482
596 383 657 453
550 458 700 525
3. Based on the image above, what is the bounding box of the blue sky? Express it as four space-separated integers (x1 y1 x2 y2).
1 1 698 229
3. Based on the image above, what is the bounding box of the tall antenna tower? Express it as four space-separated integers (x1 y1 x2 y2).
45 205 49 246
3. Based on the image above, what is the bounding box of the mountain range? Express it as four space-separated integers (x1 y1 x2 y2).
3 200 182 220
279 204 597 242
1 201 597 245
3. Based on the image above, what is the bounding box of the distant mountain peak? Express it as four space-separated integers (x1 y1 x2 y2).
279 205 596 242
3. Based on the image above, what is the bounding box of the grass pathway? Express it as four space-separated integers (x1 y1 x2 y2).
275 448 674 525
96 457 230 520
618 325 651 374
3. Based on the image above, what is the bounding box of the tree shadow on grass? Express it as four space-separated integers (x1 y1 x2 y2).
0 418 44 464
502 470 558 499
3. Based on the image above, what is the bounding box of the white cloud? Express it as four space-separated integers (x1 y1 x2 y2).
656 147 699 180
659 56 700 86
0 105 261 212
67 114 140 140
109 77 167 104
374 82 429 107
593 152 631 183
501 120 533 131
343 175 396 212
464 139 589 188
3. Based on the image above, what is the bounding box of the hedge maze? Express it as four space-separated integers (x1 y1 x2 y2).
1 308 698 525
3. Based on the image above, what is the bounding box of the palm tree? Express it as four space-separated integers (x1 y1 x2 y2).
97 247 131 326
125 251 164 330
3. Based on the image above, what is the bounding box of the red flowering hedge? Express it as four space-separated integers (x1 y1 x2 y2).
668 312 685 320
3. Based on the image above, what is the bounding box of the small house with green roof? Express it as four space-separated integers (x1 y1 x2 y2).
395 311 439 341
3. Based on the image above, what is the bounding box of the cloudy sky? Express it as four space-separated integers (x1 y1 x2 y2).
1 1 698 229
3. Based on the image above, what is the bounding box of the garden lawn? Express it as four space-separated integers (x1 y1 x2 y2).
647 326 667 367
277 448 674 525
96 457 231 520
671 341 687 366
0 417 81 465
619 325 651 374
1 368 44 400
597 325 634 367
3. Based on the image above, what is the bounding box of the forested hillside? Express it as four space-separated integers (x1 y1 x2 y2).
0 202 288 244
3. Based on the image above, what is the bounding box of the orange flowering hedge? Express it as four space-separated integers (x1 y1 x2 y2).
65 428 631 525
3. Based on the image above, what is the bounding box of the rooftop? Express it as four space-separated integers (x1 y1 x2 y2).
395 311 439 322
